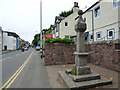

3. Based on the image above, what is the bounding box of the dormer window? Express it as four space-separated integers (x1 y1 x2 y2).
94 6 100 18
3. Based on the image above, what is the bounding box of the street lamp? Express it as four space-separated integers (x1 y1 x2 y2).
40 0 42 56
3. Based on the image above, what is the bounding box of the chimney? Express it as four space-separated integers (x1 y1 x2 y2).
73 2 79 13
74 2 78 7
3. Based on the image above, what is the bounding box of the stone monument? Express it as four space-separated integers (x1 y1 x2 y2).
59 10 112 89
74 10 90 75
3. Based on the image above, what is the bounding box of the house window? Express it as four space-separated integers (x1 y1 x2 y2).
113 0 120 8
85 32 89 41
96 32 102 40
53 30 55 34
119 27 120 39
56 36 59 38
94 6 100 18
56 23 59 32
70 37 74 41
65 22 68 26
107 29 115 39
65 36 70 38
89 34 93 41
4 46 7 50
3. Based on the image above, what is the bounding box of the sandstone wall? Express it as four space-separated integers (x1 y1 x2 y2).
45 41 120 72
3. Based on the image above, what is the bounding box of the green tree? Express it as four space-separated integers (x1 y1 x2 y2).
32 28 52 46
59 9 73 17
32 34 40 46
44 28 51 34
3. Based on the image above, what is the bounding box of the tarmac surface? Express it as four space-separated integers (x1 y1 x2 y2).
8 50 51 88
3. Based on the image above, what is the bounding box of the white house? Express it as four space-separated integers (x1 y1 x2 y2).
50 2 79 39
54 16 65 38
83 0 120 42
51 0 120 42
3 31 19 50
59 2 79 39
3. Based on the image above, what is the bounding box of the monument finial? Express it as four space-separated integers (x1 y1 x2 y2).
78 10 83 15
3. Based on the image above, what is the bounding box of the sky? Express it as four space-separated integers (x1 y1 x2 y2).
0 0 98 43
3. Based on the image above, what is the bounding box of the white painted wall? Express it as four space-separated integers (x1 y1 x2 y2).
3 32 16 50
59 11 78 39
83 0 120 42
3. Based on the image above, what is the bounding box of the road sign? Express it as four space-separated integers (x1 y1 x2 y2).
45 34 53 38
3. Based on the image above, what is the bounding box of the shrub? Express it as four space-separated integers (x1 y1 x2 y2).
45 38 75 44
71 65 77 75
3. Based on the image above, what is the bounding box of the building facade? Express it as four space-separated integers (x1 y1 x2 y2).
59 2 79 39
50 2 79 39
2 31 19 50
51 0 120 42
83 0 120 42
54 16 65 38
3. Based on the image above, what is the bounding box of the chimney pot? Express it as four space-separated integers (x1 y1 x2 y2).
74 2 78 7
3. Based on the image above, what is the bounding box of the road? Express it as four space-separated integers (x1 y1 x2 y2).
2 50 22 60
1 48 51 88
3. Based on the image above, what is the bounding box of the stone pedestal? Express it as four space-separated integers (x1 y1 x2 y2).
77 66 91 75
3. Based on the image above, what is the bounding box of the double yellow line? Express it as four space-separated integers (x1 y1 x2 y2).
0 51 34 89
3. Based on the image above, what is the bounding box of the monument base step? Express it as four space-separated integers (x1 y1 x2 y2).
59 71 112 89
65 68 72 74
65 66 91 75
70 71 101 82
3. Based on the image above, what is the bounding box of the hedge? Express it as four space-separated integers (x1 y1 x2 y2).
45 38 75 44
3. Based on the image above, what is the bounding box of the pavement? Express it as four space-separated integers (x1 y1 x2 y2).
46 63 119 89
2 50 18 55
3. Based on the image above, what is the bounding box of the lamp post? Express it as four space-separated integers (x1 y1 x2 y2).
40 0 42 56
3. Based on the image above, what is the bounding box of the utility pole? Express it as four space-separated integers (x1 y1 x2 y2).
40 0 43 57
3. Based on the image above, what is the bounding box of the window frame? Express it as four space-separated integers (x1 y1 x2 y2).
113 0 120 8
107 28 115 39
65 22 68 26
56 23 59 32
65 36 70 38
89 34 93 41
94 6 100 18
96 31 102 40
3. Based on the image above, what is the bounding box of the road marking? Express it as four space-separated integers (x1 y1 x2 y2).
0 50 34 89
1 57 12 62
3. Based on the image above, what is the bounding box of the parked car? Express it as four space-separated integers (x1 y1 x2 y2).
24 47 28 51
36 46 40 51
